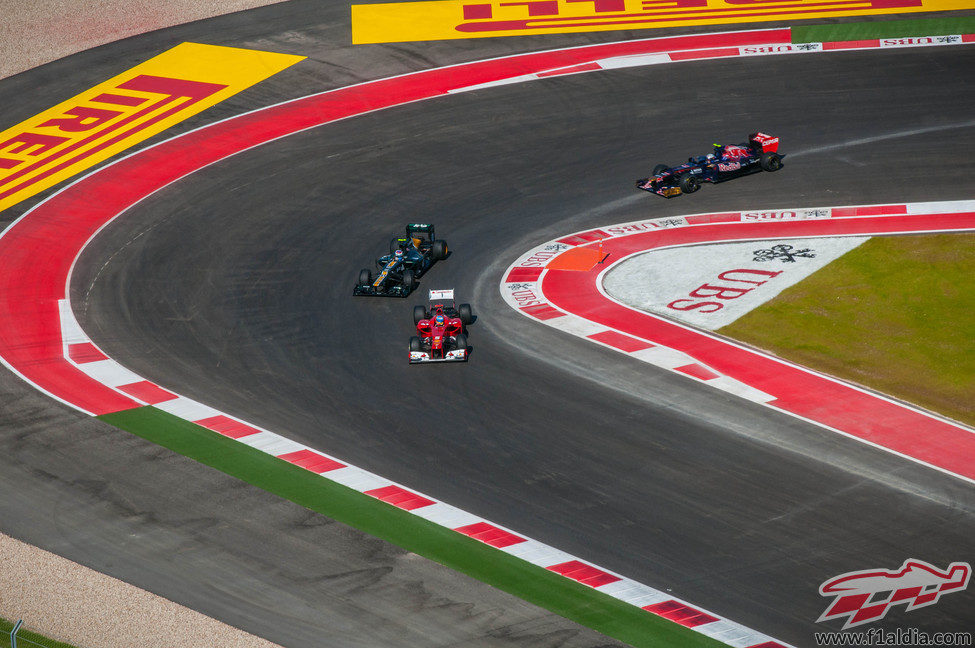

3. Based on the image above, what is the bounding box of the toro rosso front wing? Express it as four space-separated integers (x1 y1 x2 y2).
636 176 685 198
409 349 468 363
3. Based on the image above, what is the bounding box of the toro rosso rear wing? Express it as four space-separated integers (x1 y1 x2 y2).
749 131 779 152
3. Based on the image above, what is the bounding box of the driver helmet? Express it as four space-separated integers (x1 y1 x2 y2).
435 314 445 326
394 249 404 261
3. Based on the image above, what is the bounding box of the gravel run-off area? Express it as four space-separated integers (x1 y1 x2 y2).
0 0 287 80
0 532 281 648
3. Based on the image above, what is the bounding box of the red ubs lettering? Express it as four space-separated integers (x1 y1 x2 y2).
607 223 656 235
520 249 560 266
883 37 933 46
511 288 542 307
666 268 782 313
742 211 798 220
741 45 799 54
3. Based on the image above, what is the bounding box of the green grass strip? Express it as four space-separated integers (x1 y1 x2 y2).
99 406 722 648
0 618 79 648
792 16 975 43
720 234 975 427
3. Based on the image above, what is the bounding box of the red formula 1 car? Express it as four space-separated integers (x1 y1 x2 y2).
409 289 474 364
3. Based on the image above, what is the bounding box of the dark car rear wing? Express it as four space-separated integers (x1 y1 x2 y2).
406 223 435 241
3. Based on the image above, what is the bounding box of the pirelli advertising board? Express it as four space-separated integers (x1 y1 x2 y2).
0 43 303 213
352 0 972 43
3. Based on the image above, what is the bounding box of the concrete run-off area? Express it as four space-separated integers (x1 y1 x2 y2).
602 236 869 330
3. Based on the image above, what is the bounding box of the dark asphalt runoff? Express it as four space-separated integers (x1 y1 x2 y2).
3 2 975 647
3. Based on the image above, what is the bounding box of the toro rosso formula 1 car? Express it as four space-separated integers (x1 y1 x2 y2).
636 132 783 198
409 289 474 364
354 224 448 297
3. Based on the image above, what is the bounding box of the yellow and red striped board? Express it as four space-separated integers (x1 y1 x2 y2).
0 42 303 213
352 0 973 44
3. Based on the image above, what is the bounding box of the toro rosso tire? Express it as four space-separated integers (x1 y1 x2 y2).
413 305 428 325
679 174 700 194
652 164 669 175
358 268 372 286
431 239 448 260
458 303 473 326
760 152 782 172
402 269 416 292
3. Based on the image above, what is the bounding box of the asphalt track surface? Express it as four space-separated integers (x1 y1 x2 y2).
2 3 975 648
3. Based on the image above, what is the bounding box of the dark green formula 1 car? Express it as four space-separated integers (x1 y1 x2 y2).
353 224 449 297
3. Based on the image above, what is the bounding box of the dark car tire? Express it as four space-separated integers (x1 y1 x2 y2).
760 152 782 172
409 336 422 352
652 164 669 175
413 304 428 325
358 268 372 286
454 333 468 351
679 174 700 194
431 239 448 260
402 269 416 291
457 303 473 326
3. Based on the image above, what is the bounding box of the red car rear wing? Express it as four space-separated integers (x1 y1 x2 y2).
749 132 779 153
